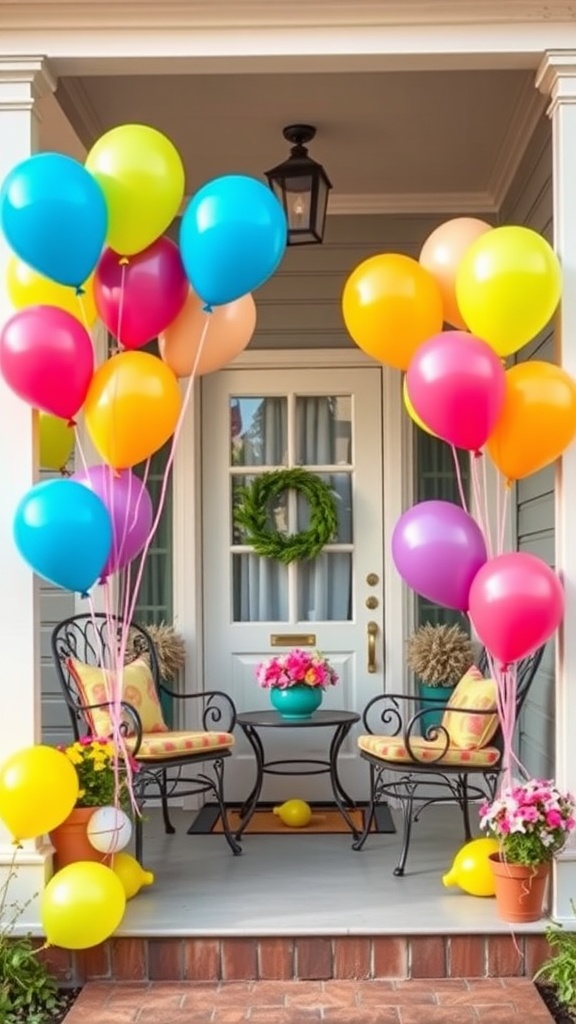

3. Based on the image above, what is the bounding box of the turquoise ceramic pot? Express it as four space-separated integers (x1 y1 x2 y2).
269 684 323 720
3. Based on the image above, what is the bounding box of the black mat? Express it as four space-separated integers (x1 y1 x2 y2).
188 801 396 836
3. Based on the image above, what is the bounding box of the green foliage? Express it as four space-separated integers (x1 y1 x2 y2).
501 830 555 868
534 906 576 1013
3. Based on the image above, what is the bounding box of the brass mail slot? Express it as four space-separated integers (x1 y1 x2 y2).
270 633 316 647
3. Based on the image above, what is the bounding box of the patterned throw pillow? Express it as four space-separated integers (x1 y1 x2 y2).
67 657 168 737
441 666 499 751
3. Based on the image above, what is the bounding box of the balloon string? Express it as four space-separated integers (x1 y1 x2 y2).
481 450 491 554
99 581 139 816
130 458 151 533
450 445 468 514
469 452 492 558
116 263 128 346
485 651 524 793
74 428 90 476
498 480 511 558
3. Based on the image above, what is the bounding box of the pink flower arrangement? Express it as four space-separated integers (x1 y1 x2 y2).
256 649 339 690
480 777 576 867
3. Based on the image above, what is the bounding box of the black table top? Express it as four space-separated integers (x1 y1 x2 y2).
237 709 361 729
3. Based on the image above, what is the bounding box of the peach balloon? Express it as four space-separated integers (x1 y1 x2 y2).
159 289 257 378
419 217 493 330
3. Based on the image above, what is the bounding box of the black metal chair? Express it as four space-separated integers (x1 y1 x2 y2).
353 646 545 875
51 613 242 861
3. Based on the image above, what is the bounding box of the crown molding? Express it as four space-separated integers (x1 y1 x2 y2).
488 72 548 209
0 55 56 101
55 76 103 145
327 192 496 215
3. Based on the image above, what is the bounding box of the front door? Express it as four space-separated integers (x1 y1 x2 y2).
201 364 384 802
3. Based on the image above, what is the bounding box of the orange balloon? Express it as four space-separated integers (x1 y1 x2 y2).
342 254 443 371
159 289 257 378
84 351 182 469
419 217 492 330
402 376 437 436
487 361 576 481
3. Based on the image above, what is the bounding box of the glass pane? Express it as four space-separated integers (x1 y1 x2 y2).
232 554 288 622
232 475 289 546
296 473 352 544
297 553 353 622
295 396 352 465
230 397 287 467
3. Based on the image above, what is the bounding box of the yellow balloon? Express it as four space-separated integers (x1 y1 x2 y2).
41 862 126 949
85 124 185 256
455 225 562 357
402 377 437 437
112 852 155 899
0 746 79 841
84 351 182 469
442 837 500 897
273 799 312 828
39 412 75 471
5 256 98 327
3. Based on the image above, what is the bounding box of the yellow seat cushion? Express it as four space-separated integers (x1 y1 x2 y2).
67 657 168 737
127 730 235 760
358 733 499 767
441 666 499 750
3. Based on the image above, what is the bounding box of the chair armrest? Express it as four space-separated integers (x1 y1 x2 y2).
401 702 500 765
61 693 144 756
159 685 237 732
361 691 432 734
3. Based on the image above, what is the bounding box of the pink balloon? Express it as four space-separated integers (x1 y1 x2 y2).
0 305 94 420
469 552 564 665
95 237 189 350
72 465 153 577
406 331 506 451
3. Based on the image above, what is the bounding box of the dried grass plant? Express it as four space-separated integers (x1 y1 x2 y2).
125 622 186 682
406 622 474 688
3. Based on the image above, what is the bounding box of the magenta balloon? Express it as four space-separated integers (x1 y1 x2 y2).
392 500 487 611
406 331 506 451
95 236 189 350
0 305 94 420
72 465 153 576
469 552 564 665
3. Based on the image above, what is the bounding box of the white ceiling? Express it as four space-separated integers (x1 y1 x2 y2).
48 66 544 212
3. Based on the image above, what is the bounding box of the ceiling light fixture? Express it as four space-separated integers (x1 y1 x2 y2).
265 124 332 246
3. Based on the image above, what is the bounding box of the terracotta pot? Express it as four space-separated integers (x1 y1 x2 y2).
489 853 549 923
49 807 111 871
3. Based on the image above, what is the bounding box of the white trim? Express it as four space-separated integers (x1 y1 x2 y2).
230 348 376 370
489 74 548 210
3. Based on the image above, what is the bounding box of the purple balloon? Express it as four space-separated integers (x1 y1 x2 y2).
392 500 487 611
72 465 153 577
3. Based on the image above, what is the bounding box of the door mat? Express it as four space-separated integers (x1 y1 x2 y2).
188 802 396 836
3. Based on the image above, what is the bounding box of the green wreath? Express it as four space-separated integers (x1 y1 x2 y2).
234 468 338 564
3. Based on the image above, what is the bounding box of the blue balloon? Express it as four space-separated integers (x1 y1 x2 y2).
179 174 287 306
0 153 108 288
13 479 113 595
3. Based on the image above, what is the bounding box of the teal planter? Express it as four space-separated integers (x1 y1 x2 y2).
269 684 323 720
418 683 451 736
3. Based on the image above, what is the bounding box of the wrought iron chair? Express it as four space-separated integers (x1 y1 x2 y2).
352 646 545 876
51 613 242 861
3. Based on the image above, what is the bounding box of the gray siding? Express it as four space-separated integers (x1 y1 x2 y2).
500 115 555 779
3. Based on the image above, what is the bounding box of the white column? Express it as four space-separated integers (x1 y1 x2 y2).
536 51 576 923
0 57 57 919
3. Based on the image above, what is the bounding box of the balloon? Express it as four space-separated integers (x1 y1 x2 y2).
0 745 79 840
84 351 182 469
72 465 153 575
179 175 287 306
112 852 155 899
39 413 75 471
87 806 133 854
406 331 506 451
455 226 562 356
6 256 98 327
342 254 444 371
487 361 576 481
402 376 437 437
13 478 112 594
273 800 312 828
41 862 126 949
95 237 188 349
159 289 257 377
469 552 564 664
85 124 185 256
392 500 487 611
419 217 492 330
0 305 94 420
0 153 107 287
442 837 500 897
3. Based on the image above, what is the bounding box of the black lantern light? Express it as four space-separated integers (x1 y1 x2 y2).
265 125 332 246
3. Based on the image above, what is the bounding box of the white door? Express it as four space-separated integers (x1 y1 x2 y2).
202 365 384 802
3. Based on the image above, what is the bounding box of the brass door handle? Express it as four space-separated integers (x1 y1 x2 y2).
367 620 378 674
